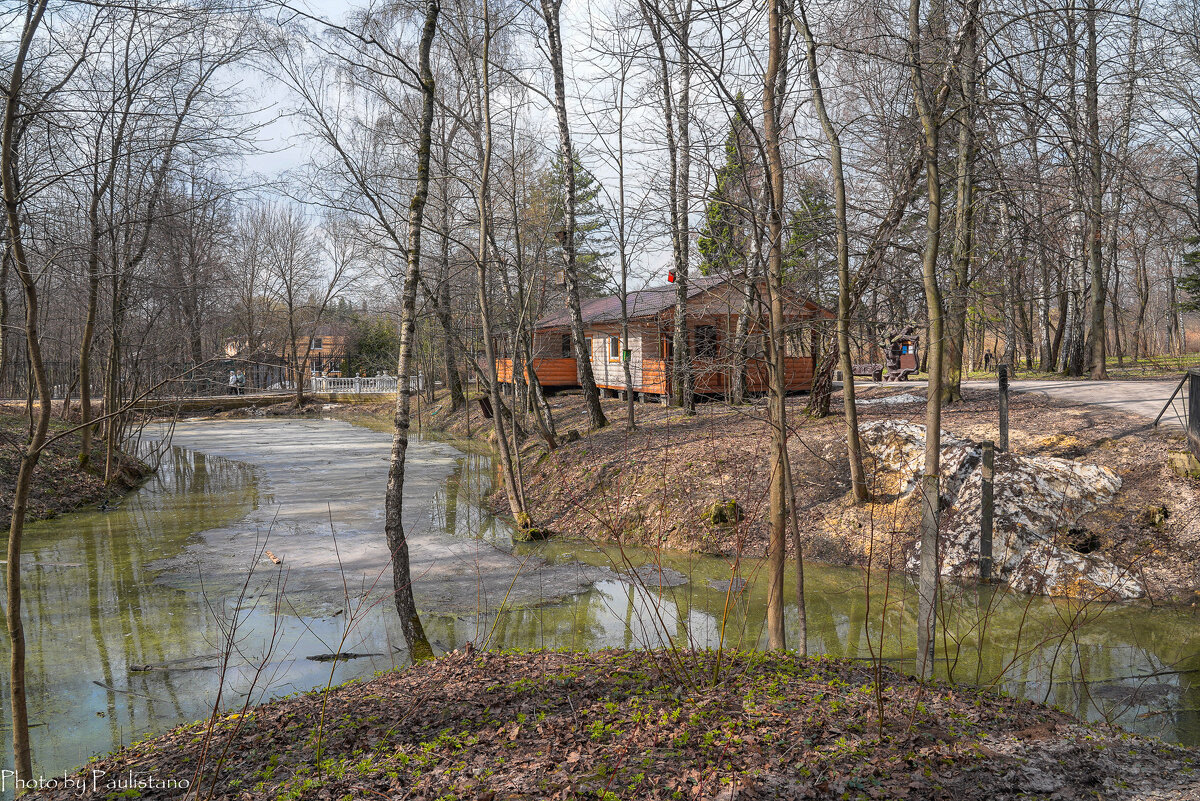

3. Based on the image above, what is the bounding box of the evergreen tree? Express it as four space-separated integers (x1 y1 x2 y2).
1180 236 1200 312
533 150 613 293
698 99 755 277
782 178 835 298
344 313 399 375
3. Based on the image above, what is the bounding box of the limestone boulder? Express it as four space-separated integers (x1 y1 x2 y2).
858 420 1141 600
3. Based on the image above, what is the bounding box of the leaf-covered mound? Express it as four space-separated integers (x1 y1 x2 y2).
0 412 148 528
35 650 1197 800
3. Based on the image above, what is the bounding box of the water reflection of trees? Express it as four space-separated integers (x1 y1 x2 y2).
432 452 503 543
10 423 1200 775
468 548 1200 745
0 445 262 773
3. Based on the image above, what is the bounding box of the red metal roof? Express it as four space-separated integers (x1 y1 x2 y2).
532 276 832 329
533 277 726 329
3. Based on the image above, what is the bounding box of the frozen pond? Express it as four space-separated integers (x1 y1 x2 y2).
4 417 1200 786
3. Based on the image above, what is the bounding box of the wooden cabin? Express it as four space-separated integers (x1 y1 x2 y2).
498 277 834 401
883 327 919 380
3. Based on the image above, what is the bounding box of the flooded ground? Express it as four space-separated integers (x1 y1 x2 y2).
5 418 1200 781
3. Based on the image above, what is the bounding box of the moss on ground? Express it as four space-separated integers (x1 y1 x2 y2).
30 649 1197 801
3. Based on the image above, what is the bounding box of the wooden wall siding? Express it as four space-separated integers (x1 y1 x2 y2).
745 356 816 392
641 358 669 394
588 331 643 390
685 284 748 318
495 357 579 387
535 330 576 357
692 360 731 394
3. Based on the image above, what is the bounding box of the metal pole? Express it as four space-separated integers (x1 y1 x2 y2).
980 440 994 582
1152 372 1188 428
998 364 1009 452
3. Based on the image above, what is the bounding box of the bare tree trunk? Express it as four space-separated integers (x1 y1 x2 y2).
672 4 694 413
616 71 636 430
0 248 8 397
1000 199 1018 368
730 255 758 406
1167 258 1183 355
103 274 124 483
797 0 868 502
639 0 693 412
480 0 525 521
541 0 607 429
520 338 558 448
384 0 439 662
1038 241 1054 370
1134 258 1150 360
763 0 789 651
943 0 977 403
805 328 836 417
78 248 99 463
1018 290 1035 369
437 209 464 411
909 0 946 680
80 162 109 466
1060 3 1086 377
1049 265 1068 367
286 300 305 407
1 0 50 779
1084 0 1106 379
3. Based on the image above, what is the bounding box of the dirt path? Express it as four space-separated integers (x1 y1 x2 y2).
998 378 1189 430
859 377 1191 429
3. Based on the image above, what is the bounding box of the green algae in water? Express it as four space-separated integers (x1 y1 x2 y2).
0 418 1195 793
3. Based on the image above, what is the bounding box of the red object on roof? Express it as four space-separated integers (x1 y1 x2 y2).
667 269 676 283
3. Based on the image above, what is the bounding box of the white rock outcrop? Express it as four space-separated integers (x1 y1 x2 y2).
858 420 1142 599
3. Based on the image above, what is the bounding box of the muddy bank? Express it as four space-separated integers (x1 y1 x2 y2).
348 387 1200 603
0 412 149 529
30 649 1198 801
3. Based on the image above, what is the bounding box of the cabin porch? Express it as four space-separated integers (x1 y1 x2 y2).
494 357 580 388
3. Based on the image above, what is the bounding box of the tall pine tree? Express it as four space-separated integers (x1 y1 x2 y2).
698 99 756 277
531 150 613 293
1181 236 1200 312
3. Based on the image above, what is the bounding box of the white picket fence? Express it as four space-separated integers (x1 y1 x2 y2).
308 374 424 394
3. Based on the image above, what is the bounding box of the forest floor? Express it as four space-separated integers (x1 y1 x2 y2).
0 411 149 529
30 649 1199 801
368 382 1200 604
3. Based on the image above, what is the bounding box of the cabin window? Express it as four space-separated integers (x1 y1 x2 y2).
785 333 805 357
695 325 719 360
662 334 673 360
311 337 324 351
561 334 572 358
608 335 621 361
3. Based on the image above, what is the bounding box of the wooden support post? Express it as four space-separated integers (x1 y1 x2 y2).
980 440 994 582
998 364 1009 452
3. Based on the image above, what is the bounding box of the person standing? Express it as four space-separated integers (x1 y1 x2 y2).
228 370 238 395
236 370 247 395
